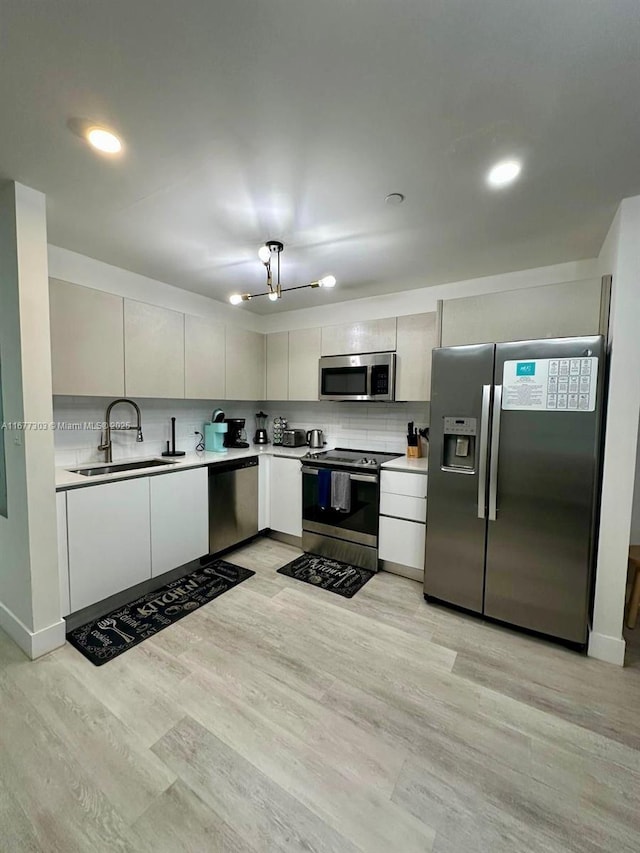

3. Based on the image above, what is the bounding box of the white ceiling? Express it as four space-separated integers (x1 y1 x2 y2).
1 0 639 313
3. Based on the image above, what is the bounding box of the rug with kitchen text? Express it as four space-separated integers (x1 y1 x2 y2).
277 553 374 598
66 560 254 666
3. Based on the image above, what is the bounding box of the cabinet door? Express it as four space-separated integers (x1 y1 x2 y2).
50 279 125 397
185 315 225 400
67 478 151 612
441 279 602 347
150 467 209 576
321 318 397 356
379 516 425 570
380 470 428 498
56 492 70 617
266 332 289 400
225 327 265 400
124 300 185 398
379 492 426 523
258 455 271 530
288 327 321 401
396 313 437 401
269 456 302 536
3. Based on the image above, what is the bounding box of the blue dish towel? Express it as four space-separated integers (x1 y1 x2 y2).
318 469 331 510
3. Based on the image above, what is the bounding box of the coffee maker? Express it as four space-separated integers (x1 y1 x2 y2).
223 418 249 448
254 411 269 445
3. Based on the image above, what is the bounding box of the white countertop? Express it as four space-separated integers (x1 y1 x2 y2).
381 455 428 474
55 444 316 490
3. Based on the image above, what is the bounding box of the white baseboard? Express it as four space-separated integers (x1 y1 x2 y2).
0 600 65 660
588 630 626 666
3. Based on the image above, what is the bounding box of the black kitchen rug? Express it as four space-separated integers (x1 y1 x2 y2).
277 553 374 598
67 560 254 666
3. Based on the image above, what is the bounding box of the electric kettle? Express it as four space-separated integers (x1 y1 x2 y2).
306 429 324 449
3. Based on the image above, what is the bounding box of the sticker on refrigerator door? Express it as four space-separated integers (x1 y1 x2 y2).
515 361 536 376
502 357 598 411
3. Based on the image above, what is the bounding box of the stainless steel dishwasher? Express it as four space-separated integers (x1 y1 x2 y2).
208 457 259 554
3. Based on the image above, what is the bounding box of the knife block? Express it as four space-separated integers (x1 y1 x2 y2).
406 444 422 458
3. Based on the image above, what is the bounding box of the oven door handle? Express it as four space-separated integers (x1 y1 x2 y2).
301 467 378 484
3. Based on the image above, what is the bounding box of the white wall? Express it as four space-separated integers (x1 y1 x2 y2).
261 259 597 333
589 196 640 665
48 245 263 333
631 417 640 544
0 182 64 659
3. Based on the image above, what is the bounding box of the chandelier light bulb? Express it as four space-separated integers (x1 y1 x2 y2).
319 275 337 288
258 245 271 264
229 293 243 305
268 291 279 301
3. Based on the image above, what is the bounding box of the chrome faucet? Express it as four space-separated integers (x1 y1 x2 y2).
98 399 144 463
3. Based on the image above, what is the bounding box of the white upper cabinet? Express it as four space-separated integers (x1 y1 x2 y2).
185 314 226 400
225 327 265 400
321 318 397 356
50 279 125 397
266 331 289 401
441 279 603 347
124 300 185 398
395 312 438 401
289 327 321 401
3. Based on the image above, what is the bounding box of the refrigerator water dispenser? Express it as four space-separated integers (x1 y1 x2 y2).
442 417 477 471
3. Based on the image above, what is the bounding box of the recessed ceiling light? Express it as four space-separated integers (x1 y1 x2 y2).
86 126 122 154
486 159 522 188
385 192 405 206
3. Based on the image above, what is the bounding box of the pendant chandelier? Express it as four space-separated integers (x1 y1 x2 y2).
229 241 336 305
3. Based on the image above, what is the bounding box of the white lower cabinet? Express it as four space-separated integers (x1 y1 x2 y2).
150 468 209 577
269 456 302 537
56 492 70 617
379 470 428 576
67 478 152 612
258 455 271 530
379 516 426 571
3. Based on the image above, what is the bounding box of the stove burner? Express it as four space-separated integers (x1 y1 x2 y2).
354 457 377 466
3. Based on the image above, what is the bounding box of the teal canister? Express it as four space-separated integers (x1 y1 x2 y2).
204 422 228 452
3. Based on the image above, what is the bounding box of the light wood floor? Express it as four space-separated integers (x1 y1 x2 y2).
2 536 640 852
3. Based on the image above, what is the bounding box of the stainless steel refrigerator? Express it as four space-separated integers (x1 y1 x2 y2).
424 336 605 646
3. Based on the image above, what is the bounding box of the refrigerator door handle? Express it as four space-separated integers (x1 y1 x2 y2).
477 384 491 519
488 384 502 521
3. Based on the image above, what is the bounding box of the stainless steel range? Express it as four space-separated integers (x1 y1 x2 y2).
301 448 402 571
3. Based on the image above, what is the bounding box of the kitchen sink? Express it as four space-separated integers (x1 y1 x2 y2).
68 459 178 477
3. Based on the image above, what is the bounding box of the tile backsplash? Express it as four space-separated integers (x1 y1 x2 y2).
262 401 430 453
52 397 430 466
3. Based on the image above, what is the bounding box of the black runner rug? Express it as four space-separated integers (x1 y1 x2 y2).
277 553 374 598
67 560 254 666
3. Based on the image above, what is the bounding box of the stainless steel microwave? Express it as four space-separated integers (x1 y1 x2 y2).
318 353 396 401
